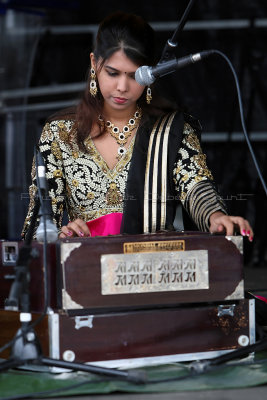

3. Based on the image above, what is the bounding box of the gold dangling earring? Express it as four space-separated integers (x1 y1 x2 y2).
89 67 98 97
146 87 152 104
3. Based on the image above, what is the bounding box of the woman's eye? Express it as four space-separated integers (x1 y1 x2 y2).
107 71 118 77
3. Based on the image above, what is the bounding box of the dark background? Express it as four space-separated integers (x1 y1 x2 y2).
0 0 267 266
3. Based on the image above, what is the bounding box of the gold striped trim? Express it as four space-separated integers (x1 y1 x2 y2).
143 120 158 233
160 113 176 230
151 116 169 232
185 181 227 231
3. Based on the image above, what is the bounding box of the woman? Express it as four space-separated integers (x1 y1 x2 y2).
21 11 253 241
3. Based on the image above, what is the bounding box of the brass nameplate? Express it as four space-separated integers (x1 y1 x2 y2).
101 250 209 295
123 240 185 253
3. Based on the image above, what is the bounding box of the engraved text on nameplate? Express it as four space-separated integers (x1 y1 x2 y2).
101 250 209 295
123 240 185 253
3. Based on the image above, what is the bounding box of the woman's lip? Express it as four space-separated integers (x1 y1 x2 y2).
113 97 127 104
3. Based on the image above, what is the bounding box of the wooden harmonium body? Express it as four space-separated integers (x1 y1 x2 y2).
0 232 255 367
59 231 245 313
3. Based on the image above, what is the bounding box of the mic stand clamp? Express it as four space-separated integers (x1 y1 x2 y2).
10 320 42 363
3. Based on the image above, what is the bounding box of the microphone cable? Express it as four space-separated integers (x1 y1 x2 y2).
209 49 267 197
138 48 267 196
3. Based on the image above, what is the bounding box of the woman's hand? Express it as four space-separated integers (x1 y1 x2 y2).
209 211 253 242
59 218 91 238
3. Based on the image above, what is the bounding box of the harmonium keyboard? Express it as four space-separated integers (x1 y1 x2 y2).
0 231 255 368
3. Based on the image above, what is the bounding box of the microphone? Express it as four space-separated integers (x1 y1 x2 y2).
135 50 215 86
35 151 58 243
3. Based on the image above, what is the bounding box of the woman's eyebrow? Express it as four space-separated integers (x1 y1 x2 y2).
105 65 117 71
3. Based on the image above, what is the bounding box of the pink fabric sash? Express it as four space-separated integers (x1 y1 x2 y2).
255 295 267 304
86 212 123 237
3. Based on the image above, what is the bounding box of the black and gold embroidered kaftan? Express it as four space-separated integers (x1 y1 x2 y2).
21 112 227 238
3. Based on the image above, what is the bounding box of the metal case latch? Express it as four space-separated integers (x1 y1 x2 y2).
75 315 94 330
217 304 236 317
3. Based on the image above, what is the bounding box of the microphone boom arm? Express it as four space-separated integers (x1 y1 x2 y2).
159 0 197 62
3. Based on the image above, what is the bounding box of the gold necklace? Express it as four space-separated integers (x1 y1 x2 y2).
99 106 142 159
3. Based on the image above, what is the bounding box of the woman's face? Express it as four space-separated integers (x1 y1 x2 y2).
91 50 145 113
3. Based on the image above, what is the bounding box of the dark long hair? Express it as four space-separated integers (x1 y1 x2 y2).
74 11 174 152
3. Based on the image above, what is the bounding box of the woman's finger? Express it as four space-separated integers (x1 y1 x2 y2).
61 219 91 238
212 215 253 241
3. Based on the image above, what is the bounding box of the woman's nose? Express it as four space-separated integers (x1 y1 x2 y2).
117 75 129 92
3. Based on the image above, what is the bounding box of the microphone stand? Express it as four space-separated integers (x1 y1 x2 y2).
0 157 147 384
3 193 43 368
159 0 197 63
190 335 267 374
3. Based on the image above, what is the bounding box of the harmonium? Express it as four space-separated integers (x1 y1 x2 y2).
0 231 255 369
